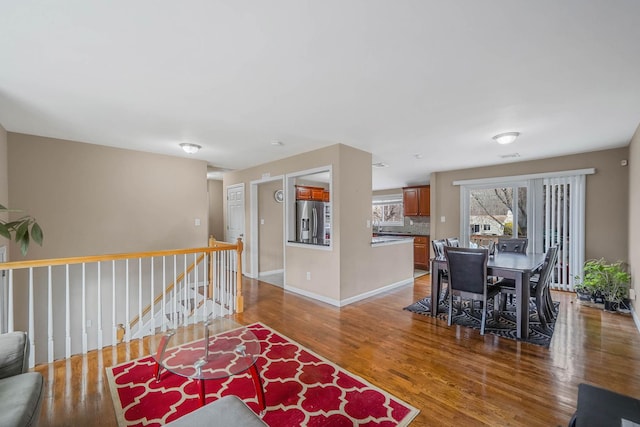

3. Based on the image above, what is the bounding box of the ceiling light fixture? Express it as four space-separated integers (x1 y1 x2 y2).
271 140 284 146
492 132 520 145
372 162 389 168
180 143 201 154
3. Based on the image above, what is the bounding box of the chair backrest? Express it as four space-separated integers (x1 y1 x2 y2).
445 237 460 247
431 239 447 258
444 246 488 296
534 246 559 297
497 238 528 254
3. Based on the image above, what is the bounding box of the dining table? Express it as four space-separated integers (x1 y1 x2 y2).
431 251 546 340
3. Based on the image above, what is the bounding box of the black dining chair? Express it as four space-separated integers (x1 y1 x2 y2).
431 239 449 300
497 238 528 254
444 246 501 335
496 246 559 329
445 237 460 247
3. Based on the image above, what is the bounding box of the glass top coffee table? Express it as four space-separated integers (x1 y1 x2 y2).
149 317 265 410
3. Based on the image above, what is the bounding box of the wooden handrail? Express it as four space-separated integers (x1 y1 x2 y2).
0 240 239 271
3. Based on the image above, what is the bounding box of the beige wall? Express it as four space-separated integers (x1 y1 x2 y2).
0 123 8 255
628 124 640 314
224 145 341 298
8 133 209 259
224 143 413 305
431 147 630 262
258 180 284 274
207 180 224 240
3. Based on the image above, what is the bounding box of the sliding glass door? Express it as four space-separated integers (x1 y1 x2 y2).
463 182 529 249
458 170 591 291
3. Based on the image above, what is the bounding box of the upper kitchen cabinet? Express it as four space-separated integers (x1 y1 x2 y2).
296 185 330 202
403 185 430 216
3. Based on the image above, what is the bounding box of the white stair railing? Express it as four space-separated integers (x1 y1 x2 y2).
0 238 243 368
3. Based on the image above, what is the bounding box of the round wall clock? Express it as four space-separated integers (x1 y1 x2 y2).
274 189 284 203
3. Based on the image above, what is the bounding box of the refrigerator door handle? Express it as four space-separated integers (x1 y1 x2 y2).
312 207 318 238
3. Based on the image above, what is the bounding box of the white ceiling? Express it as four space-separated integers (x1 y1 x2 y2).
1 1 640 189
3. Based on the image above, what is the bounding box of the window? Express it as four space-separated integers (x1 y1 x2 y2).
483 224 491 231
372 195 404 226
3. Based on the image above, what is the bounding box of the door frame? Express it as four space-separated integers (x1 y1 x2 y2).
249 175 285 279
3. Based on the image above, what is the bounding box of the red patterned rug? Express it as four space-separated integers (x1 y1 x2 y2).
106 322 419 426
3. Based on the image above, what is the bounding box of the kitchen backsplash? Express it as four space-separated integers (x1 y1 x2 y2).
378 216 430 235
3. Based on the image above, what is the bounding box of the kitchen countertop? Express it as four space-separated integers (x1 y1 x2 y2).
371 235 413 246
373 232 430 237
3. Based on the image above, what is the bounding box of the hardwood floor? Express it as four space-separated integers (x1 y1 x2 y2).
34 274 640 426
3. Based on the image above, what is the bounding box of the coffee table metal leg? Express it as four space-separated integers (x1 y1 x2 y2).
248 365 266 411
196 379 206 406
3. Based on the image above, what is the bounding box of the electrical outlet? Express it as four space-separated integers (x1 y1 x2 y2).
86 319 92 328
630 289 636 300
306 272 311 280
194 218 201 226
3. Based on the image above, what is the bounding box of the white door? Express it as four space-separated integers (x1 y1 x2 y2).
226 184 245 244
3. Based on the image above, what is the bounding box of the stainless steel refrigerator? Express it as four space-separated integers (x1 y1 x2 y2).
296 200 327 245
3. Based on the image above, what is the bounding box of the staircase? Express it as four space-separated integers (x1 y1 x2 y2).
0 237 244 367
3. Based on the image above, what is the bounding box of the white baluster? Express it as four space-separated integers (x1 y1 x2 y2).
125 260 130 342
161 256 166 333
97 262 103 349
82 263 87 354
65 265 71 358
138 258 142 336
28 268 35 368
7 270 14 332
112 261 117 345
150 257 155 335
48 265 54 363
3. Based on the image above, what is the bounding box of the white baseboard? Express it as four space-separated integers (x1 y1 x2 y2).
259 269 284 277
285 277 414 308
339 277 414 306
631 302 640 334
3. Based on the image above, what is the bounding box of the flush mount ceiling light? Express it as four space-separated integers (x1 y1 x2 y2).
271 140 284 146
180 143 201 154
492 132 520 145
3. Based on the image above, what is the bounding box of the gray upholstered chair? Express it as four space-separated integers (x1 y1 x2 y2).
444 246 501 335
0 332 44 427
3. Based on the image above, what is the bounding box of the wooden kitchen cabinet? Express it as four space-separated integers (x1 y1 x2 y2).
311 187 325 201
296 185 329 201
403 185 430 216
413 236 430 270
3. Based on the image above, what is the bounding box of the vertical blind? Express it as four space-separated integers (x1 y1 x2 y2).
543 175 586 291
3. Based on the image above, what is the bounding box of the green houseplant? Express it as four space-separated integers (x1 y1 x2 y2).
575 258 631 311
0 204 44 256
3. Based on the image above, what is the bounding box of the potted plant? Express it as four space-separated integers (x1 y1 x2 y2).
0 204 44 256
575 258 631 312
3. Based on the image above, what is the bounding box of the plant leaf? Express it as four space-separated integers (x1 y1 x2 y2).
31 222 44 246
15 221 29 241
0 223 10 239
19 230 30 256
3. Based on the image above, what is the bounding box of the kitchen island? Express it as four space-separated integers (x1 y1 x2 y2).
373 232 430 270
